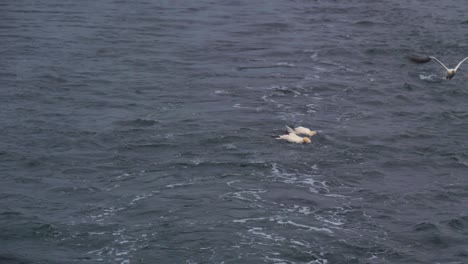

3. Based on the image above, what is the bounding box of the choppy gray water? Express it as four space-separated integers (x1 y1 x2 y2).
1 0 468 263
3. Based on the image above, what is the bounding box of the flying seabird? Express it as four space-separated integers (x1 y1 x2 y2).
276 133 311 144
286 126 317 137
409 55 468 80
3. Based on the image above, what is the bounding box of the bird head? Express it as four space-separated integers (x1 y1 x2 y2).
303 137 311 144
308 131 318 137
446 69 456 80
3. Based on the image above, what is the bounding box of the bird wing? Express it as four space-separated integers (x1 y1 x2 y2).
277 134 301 143
454 57 468 71
285 125 295 134
286 133 302 140
295 127 309 134
429 57 450 71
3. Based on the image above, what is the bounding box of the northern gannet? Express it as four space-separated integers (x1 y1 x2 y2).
276 133 311 144
409 55 468 80
286 126 317 137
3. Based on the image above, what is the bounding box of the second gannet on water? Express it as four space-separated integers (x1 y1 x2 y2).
409 55 468 80
276 133 311 144
286 126 317 137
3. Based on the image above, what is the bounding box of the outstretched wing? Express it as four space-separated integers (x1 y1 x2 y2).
408 55 450 71
428 56 450 71
285 125 295 134
454 57 468 71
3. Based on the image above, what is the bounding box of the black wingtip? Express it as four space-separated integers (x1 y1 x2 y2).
408 55 432 64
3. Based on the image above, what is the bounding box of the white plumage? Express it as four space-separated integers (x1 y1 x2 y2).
410 56 468 80
276 133 311 144
286 126 317 137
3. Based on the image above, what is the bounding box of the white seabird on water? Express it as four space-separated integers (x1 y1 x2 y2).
286 126 317 137
276 133 311 144
409 55 468 80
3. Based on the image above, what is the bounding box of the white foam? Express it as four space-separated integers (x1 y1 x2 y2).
89 207 125 222
248 227 286 242
282 205 313 215
275 62 296 67
222 143 237 150
313 66 327 71
213 90 229 95
419 74 437 80
233 217 267 223
233 103 263 111
308 260 328 264
294 205 312 215
270 163 330 194
303 49 319 59
315 215 344 226
86 228 151 264
264 256 328 264
290 239 309 247
277 220 333 234
130 192 155 205
165 182 191 189
304 74 321 80
226 180 241 187
224 189 267 203
323 194 349 198
88 232 106 235
264 256 288 264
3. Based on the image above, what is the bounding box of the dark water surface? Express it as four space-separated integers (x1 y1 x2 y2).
1 0 468 263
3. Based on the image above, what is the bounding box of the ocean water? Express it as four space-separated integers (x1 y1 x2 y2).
1 0 468 263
